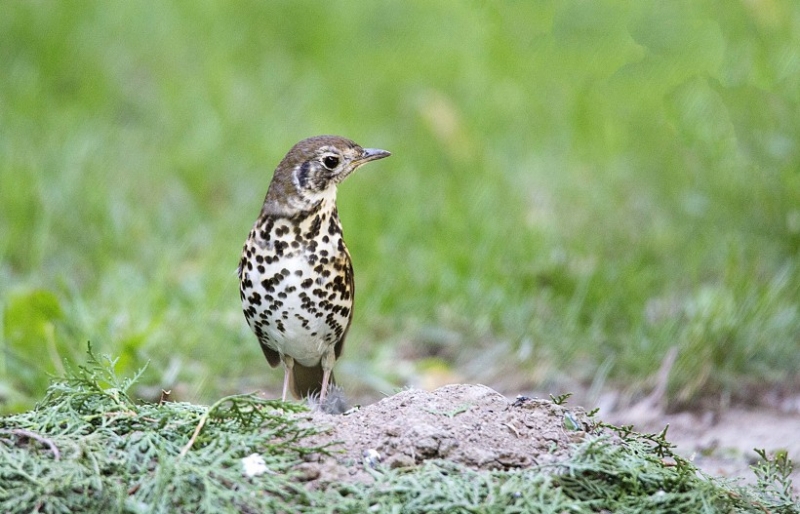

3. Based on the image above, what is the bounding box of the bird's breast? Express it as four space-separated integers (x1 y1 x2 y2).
239 209 353 367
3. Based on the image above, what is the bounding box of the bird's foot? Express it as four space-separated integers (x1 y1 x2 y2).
307 385 349 415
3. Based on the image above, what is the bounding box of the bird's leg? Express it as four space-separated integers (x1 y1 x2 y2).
319 370 331 404
318 349 336 404
281 354 295 402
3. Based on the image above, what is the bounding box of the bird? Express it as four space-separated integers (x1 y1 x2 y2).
238 135 390 405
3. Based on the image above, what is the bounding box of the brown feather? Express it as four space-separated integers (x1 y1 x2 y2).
259 343 282 368
290 363 335 399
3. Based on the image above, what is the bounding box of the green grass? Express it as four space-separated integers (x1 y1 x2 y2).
1 1 799 411
1 352 797 513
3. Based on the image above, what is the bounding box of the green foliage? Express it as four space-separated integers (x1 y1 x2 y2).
550 392 573 405
0 354 797 513
0 1 798 411
1 290 67 401
0 348 324 513
330 451 798 513
752 448 799 512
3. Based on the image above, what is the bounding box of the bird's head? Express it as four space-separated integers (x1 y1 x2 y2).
262 135 390 216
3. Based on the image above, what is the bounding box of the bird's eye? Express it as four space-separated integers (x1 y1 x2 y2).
322 155 340 169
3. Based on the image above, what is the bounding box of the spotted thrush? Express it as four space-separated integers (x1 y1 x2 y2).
238 135 390 404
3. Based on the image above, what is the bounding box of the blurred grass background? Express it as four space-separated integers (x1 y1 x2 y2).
1 1 798 413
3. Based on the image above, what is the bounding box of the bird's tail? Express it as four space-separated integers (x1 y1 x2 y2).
289 362 334 399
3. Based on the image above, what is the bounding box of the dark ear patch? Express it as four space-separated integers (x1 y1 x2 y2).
296 161 311 189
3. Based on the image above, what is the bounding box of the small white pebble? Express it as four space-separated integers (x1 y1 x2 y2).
362 448 382 468
242 453 269 477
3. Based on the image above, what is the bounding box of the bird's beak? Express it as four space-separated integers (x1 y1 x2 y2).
357 148 391 164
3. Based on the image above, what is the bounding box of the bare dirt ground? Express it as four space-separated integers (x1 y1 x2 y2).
607 402 800 488
294 384 599 486
287 383 800 491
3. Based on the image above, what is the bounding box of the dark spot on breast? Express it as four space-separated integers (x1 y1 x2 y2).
294 313 310 329
328 215 340 236
306 215 322 240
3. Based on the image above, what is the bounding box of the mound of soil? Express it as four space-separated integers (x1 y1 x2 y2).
293 384 596 486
